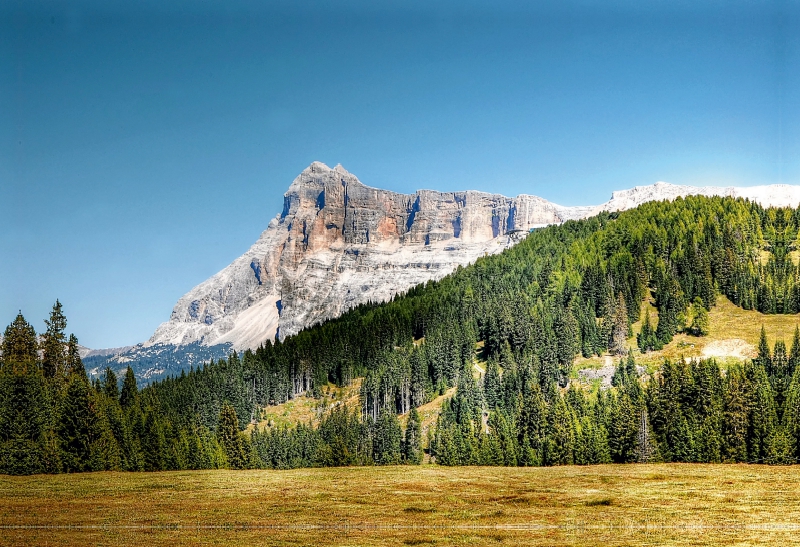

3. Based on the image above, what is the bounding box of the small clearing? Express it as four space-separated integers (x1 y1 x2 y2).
701 339 756 360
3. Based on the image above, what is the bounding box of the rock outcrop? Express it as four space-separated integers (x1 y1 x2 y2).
146 162 579 350
147 165 800 352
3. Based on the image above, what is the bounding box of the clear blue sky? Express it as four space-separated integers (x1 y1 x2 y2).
2 1 798 348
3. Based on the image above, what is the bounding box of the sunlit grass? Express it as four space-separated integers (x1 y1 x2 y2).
3 464 800 546
576 295 800 375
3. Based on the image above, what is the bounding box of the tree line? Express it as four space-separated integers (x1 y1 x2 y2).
6 195 800 473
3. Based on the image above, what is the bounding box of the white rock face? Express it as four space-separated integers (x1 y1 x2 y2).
144 164 800 352
146 162 568 350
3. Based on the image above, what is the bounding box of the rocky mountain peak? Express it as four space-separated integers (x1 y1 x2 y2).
100 166 800 382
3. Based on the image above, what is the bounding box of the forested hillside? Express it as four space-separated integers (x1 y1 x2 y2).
4 195 800 473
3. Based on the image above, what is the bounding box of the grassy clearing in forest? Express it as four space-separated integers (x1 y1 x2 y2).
3 464 800 546
575 295 800 375
246 379 363 432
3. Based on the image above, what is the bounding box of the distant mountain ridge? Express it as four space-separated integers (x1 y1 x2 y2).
87 163 800 382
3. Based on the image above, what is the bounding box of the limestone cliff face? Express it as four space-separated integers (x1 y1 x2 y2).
146 162 570 350
145 164 800 353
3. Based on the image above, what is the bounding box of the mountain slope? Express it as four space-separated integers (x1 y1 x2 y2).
88 163 800 381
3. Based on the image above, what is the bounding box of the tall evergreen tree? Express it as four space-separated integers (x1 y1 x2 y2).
41 301 67 378
1 313 38 371
373 410 402 464
57 371 93 472
120 367 138 409
403 407 423 464
217 402 246 469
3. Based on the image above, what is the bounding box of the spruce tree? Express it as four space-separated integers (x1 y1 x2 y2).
483 360 501 410
637 310 655 352
142 411 166 471
41 301 67 378
217 402 246 469
103 368 119 400
120 367 138 409
756 326 772 372
1 313 38 371
789 326 800 379
373 410 402 465
65 334 84 377
610 293 629 355
403 407 423 464
689 297 710 336
57 371 93 472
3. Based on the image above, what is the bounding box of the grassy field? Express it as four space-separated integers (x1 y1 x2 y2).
3 464 800 546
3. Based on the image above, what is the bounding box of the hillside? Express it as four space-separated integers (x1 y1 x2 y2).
84 163 800 383
575 294 800 385
7 194 800 474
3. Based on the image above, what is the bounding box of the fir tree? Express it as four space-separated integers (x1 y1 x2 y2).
57 371 93 472
373 410 402 465
1 313 38 372
403 407 423 464
120 367 138 409
41 301 67 378
217 402 247 469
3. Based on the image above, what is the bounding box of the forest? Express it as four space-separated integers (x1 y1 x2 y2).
4 195 800 473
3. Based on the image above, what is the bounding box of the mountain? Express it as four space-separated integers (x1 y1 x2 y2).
86 163 800 382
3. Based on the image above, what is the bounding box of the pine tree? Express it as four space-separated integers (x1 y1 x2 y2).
373 410 402 464
217 402 246 469
41 301 67 378
403 407 423 464
1 313 39 372
689 297 710 336
57 371 93 472
610 292 629 355
120 367 138 409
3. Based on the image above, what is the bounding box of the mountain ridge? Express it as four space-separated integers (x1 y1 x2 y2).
86 163 800 381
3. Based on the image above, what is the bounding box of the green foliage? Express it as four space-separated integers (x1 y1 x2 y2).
688 297 710 336
9 197 800 473
403 407 423 464
41 301 67 378
217 403 247 469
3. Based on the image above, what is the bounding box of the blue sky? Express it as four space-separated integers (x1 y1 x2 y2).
2 0 798 348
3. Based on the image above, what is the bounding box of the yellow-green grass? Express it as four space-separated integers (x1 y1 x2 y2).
246 379 363 432
3 464 800 546
575 295 800 374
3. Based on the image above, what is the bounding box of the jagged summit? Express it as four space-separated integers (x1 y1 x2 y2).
90 165 800 381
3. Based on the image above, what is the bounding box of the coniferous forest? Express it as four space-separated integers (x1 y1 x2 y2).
5 195 800 474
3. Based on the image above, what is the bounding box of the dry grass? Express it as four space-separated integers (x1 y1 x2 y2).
3 464 800 546
246 379 363 432
575 295 800 374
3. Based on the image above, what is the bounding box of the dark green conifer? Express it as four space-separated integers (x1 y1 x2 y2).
403 407 423 464
120 367 138 409
1 313 38 371
41 301 67 378
217 402 246 469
